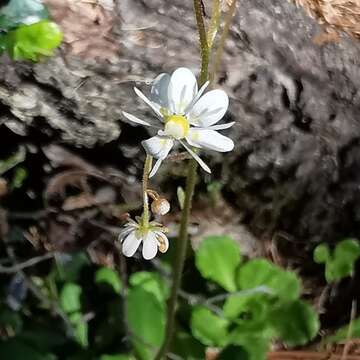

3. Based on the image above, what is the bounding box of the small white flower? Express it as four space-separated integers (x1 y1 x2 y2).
119 218 169 260
122 67 235 177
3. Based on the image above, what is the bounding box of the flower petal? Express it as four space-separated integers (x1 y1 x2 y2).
141 136 174 159
122 111 157 127
149 158 162 178
134 87 163 118
207 121 235 130
188 89 229 127
184 80 209 114
154 231 169 253
118 226 136 241
142 231 158 260
186 129 234 152
122 232 142 257
150 73 170 109
168 67 198 114
179 140 211 174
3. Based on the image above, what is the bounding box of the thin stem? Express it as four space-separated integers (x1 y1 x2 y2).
209 0 237 85
207 0 221 50
194 0 209 86
142 155 152 225
154 159 198 360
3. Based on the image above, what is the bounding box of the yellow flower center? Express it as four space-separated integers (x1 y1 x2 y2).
164 115 190 140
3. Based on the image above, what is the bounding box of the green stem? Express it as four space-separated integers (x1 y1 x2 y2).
207 0 221 50
194 0 209 86
210 0 237 85
142 155 152 226
154 2 209 359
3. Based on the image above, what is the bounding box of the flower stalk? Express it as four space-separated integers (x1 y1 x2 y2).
142 154 152 226
155 1 210 358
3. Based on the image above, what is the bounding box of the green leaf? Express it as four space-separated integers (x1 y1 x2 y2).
0 146 26 175
172 332 205 360
196 236 241 292
229 334 269 360
4 20 62 61
129 271 169 304
223 293 271 334
127 287 165 360
11 166 27 189
59 283 82 314
269 300 319 346
95 267 123 294
325 316 360 343
237 259 300 301
0 0 49 31
313 244 330 264
0 309 23 335
100 355 134 360
69 312 88 348
190 306 229 347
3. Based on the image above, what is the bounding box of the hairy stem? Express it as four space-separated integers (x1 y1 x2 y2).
210 0 237 85
154 2 209 359
142 155 152 225
207 0 221 50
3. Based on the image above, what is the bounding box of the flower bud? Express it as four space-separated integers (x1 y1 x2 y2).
151 198 170 216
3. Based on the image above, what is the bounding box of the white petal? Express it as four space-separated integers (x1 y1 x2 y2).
141 136 174 159
150 73 170 109
122 232 142 257
207 121 235 130
149 158 162 178
122 111 157 127
186 129 234 152
184 80 209 114
168 67 198 114
179 140 211 174
154 231 169 253
142 231 158 260
134 87 163 118
188 89 229 127
118 226 136 241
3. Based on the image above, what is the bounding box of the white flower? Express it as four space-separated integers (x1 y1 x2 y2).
119 218 169 260
122 67 235 177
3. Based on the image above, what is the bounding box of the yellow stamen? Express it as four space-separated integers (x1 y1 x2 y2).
164 115 190 139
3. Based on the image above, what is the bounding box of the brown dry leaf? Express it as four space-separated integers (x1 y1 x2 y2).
293 0 360 39
44 0 120 62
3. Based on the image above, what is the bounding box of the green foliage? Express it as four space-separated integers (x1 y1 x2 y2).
269 300 320 346
325 316 360 343
196 235 241 292
1 20 62 61
10 166 28 189
314 239 360 282
218 345 249 360
191 236 320 358
95 267 123 294
237 258 301 301
129 271 169 304
100 355 134 360
0 146 26 175
127 287 165 360
0 0 49 30
0 0 62 61
190 306 229 347
172 332 205 360
0 339 55 360
59 283 88 348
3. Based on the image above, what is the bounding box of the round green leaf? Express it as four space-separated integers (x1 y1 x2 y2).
196 236 241 292
269 300 319 346
237 259 300 301
190 306 229 347
129 271 169 304
313 244 330 264
5 20 62 61
59 283 82 314
127 288 165 360
228 334 269 360
95 267 123 294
